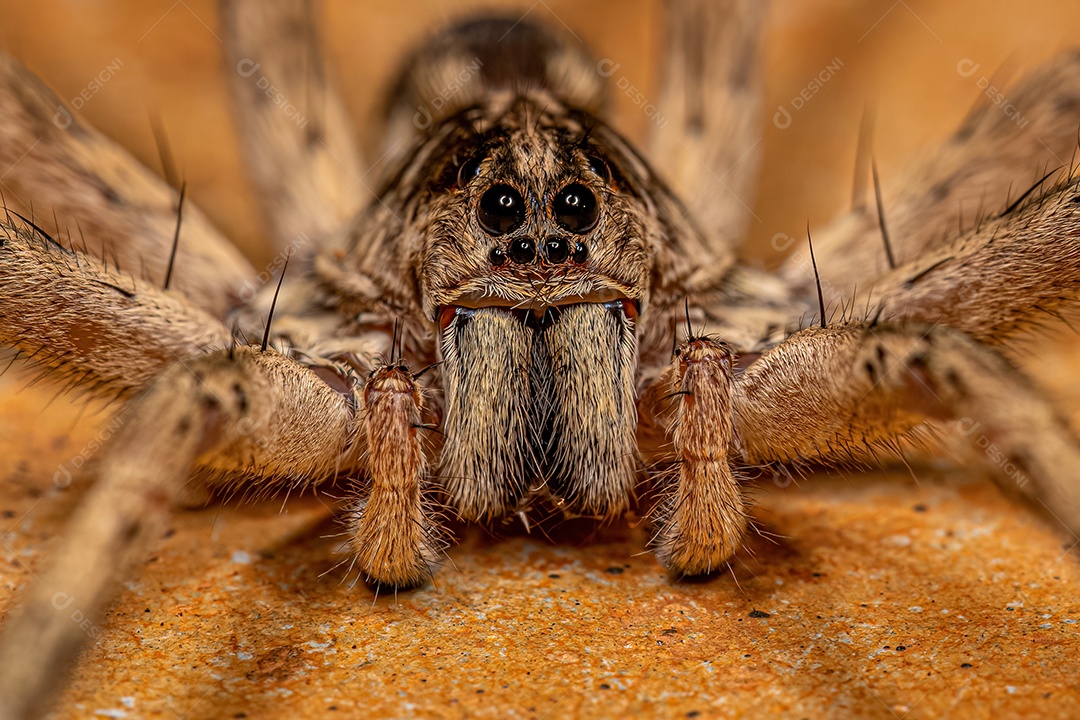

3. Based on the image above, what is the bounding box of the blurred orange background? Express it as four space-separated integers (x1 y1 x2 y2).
2 1 1079 267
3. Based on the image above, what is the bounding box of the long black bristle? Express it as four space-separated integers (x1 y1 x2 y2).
807 223 826 330
868 303 886 328
871 159 896 270
411 423 444 436
660 389 693 403
390 319 400 364
413 361 443 379
8 209 66 251
164 182 186 290
999 166 1061 218
684 297 693 342
261 252 290 353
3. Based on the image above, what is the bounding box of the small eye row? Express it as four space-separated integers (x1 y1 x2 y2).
477 183 599 237
489 237 589 267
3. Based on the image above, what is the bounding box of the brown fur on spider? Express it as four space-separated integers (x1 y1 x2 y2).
3 1 1080 717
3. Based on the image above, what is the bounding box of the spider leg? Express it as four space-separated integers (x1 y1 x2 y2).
222 0 366 252
0 346 361 720
0 214 440 709
797 50 1080 303
639 335 748 577
649 0 765 259
733 323 1080 537
0 217 231 399
857 174 1080 346
220 0 439 587
0 55 254 317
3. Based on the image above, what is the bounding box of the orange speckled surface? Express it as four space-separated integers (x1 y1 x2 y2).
3 379 1080 718
3 1 1080 718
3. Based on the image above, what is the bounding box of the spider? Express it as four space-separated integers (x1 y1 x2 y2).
2 1 1080 717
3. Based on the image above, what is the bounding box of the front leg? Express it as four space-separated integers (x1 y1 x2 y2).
640 336 748 576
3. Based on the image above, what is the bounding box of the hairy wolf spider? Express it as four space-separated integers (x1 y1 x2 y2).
2 1 1080 717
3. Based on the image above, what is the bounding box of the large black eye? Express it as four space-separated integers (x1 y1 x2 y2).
478 184 526 236
553 183 599 234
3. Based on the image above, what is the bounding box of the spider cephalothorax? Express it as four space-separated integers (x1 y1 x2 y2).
400 102 671 523
317 26 712 526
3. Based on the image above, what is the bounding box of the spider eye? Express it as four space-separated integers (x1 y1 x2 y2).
478 184 526 236
587 153 610 183
457 154 483 188
508 238 536 264
572 241 588 263
553 183 598 234
543 236 570 263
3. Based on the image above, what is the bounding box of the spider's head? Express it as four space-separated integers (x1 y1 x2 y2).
413 97 669 326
